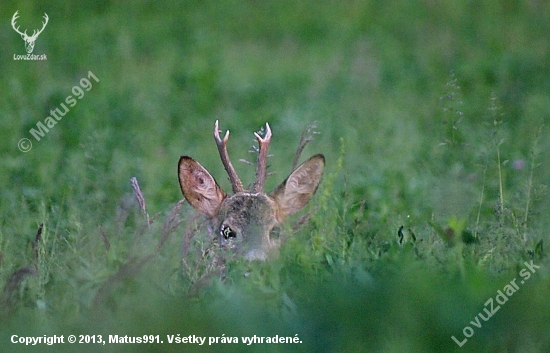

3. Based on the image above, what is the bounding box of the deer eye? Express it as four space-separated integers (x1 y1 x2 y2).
221 225 237 240
270 227 281 240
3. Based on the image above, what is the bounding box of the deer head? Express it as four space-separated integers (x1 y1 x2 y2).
11 11 49 54
178 121 324 261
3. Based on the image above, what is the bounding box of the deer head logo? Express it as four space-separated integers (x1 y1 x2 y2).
11 11 49 54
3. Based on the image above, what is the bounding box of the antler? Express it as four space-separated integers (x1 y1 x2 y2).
11 12 48 39
11 11 26 37
252 123 272 193
214 120 244 193
32 13 49 39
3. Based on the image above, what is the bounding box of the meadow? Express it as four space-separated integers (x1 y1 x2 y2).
1 1 549 352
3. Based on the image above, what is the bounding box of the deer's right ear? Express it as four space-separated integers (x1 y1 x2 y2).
271 154 325 217
178 156 226 217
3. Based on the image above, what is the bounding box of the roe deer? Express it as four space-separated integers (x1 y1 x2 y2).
178 121 324 261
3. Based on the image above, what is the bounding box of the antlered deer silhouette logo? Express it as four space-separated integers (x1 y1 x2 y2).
11 11 49 54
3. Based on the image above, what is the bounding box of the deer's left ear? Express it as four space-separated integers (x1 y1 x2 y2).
271 154 325 217
178 156 226 217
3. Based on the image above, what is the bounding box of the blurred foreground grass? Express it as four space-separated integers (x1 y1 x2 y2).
1 0 550 352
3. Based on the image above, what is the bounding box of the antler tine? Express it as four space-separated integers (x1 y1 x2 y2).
37 13 49 35
11 11 26 36
31 13 49 38
214 120 244 193
252 123 272 193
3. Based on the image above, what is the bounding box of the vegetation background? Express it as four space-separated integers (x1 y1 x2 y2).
1 0 549 352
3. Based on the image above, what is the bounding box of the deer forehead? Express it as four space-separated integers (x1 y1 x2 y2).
217 192 281 228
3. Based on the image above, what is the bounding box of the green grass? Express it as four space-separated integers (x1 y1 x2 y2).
1 0 550 352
